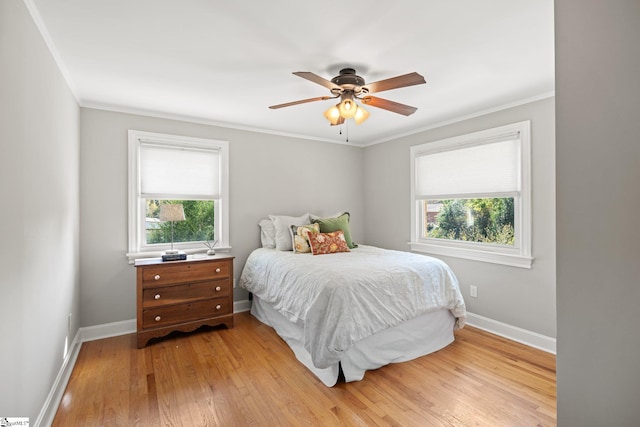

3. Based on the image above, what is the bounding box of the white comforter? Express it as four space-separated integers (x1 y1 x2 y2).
239 245 466 369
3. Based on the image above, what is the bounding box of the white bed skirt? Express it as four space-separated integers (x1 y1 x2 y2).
251 297 456 386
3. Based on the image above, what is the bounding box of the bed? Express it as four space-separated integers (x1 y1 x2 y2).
239 227 467 386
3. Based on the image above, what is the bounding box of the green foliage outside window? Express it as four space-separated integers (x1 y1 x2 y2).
146 200 214 244
427 198 514 245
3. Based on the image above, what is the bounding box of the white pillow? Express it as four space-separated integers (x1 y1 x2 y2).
269 213 310 251
258 218 276 248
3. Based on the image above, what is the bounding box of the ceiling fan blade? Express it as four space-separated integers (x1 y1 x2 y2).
361 96 418 116
269 96 335 109
293 72 342 91
363 72 426 94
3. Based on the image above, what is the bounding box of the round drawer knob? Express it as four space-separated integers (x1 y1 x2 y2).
215 304 222 310
215 286 221 292
155 316 161 322
215 268 221 273
154 274 160 281
154 294 161 300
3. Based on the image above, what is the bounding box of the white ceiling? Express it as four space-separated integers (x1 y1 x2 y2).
29 0 554 146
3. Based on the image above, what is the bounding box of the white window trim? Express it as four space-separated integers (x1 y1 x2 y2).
127 130 230 262
409 121 533 269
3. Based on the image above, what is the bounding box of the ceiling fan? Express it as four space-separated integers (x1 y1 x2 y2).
269 68 426 126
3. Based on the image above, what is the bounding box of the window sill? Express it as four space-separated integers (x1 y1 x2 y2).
409 241 533 269
126 246 232 264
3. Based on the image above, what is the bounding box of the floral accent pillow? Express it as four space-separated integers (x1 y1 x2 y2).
290 223 320 253
308 230 351 255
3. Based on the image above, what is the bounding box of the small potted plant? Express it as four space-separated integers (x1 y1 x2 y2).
204 239 218 255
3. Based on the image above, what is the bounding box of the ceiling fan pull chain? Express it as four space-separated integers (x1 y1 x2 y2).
346 121 349 143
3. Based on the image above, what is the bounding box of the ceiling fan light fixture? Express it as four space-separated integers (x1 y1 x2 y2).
353 106 370 125
271 68 425 128
324 104 342 125
338 98 358 119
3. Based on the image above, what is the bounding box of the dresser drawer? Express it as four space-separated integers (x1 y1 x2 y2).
142 280 231 308
141 259 230 287
143 298 232 328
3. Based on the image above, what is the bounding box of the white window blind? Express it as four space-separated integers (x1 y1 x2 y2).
415 136 520 198
140 142 220 199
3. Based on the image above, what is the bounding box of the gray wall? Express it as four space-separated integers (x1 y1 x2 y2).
363 97 556 338
556 1 640 425
0 0 80 421
79 108 364 326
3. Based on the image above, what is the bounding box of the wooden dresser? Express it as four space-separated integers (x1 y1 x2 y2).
135 254 234 348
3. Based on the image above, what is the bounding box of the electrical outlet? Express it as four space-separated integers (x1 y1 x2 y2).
470 285 478 298
68 313 72 331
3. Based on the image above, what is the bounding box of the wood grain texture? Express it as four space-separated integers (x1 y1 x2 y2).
53 312 556 426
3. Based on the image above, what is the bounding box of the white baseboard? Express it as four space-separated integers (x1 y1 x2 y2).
80 318 137 342
34 330 82 427
466 312 556 354
234 299 251 313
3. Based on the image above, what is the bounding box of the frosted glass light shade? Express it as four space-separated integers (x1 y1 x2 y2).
324 105 341 125
338 98 357 119
353 106 370 125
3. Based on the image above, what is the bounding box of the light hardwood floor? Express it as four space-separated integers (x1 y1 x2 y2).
53 312 556 426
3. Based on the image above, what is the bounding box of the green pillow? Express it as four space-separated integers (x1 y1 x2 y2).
312 212 357 249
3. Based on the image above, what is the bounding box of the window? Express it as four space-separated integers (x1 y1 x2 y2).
127 130 229 260
410 121 532 268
